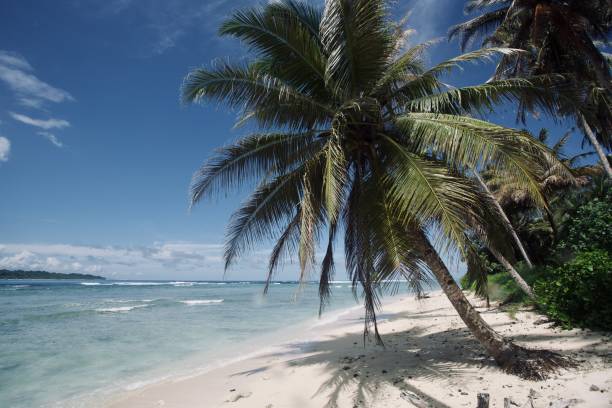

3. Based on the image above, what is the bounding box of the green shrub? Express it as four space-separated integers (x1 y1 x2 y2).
534 250 612 330
559 194 612 253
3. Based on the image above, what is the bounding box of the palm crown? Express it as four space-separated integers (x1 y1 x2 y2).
450 0 612 154
182 0 568 344
449 0 611 83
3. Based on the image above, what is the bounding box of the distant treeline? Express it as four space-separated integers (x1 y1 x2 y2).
0 269 106 280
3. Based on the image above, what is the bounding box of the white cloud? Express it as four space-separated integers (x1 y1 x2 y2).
9 112 70 130
0 50 74 108
0 52 73 156
0 51 33 71
0 242 280 280
37 131 63 147
18 97 45 109
0 136 10 162
403 0 455 45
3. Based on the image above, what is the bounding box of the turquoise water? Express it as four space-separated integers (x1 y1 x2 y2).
0 280 362 407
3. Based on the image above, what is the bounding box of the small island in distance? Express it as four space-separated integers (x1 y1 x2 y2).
0 269 106 280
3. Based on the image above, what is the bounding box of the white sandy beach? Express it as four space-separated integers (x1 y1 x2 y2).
107 292 612 408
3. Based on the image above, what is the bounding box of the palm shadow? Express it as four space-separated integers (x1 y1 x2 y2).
229 307 592 408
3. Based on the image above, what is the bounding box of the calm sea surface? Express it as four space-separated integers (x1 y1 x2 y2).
0 279 365 407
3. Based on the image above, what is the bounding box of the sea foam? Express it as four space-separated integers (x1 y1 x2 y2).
95 305 149 313
180 299 224 306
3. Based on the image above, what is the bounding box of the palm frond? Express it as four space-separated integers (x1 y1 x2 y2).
406 76 564 117
465 0 512 13
297 165 320 284
392 48 526 102
219 3 326 95
366 169 432 295
318 222 337 315
190 132 322 206
321 0 394 97
264 209 301 294
381 134 480 257
322 138 347 222
373 40 436 95
395 113 553 208
449 7 509 51
182 62 333 129
224 168 304 271
343 171 383 344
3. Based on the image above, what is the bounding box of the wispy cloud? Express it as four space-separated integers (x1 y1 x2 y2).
9 112 70 130
37 131 63 147
0 51 74 152
0 50 74 108
403 0 455 45
0 136 10 162
0 51 32 71
92 0 240 56
107 0 134 14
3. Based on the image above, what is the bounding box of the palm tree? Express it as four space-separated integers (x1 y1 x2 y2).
484 129 603 257
450 0 612 178
487 129 595 207
183 0 572 379
467 129 596 298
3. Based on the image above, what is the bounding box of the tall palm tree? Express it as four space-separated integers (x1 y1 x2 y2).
484 129 602 258
468 129 585 299
183 0 572 379
467 129 595 298
449 0 612 177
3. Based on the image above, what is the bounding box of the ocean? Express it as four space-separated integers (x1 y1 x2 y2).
0 279 366 407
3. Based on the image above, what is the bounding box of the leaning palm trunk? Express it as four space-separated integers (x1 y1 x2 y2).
474 171 534 268
580 115 612 179
489 248 535 300
412 230 566 379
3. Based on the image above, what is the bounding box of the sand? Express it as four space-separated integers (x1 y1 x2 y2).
107 291 612 408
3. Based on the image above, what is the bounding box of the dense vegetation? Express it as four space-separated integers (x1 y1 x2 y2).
535 250 612 330
0 270 105 280
463 179 612 330
450 0 611 331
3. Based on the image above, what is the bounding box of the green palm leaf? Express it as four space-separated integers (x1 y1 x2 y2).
381 134 479 256
182 62 333 129
190 132 322 206
395 113 555 208
219 3 327 95
321 0 394 98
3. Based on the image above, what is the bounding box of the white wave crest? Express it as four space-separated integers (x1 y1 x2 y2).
95 305 149 313
114 282 165 286
180 299 224 306
171 282 194 287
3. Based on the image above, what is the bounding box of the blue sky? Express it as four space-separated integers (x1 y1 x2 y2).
0 0 585 280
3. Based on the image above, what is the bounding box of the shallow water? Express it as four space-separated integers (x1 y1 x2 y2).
0 279 362 407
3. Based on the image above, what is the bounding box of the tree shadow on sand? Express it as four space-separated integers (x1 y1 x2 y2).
229 308 590 408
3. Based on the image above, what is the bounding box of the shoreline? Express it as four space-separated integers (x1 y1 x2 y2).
106 292 612 408
70 292 379 408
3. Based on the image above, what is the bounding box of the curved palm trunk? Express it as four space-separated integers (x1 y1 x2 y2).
412 230 571 380
412 232 513 364
473 171 534 268
489 248 535 300
580 115 612 179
